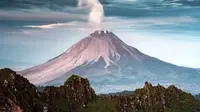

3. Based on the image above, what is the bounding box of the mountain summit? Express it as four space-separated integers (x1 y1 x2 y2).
19 30 200 93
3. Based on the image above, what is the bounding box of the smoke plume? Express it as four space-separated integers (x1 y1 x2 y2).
78 0 104 25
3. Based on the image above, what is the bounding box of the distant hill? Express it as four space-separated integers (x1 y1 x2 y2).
195 94 200 101
108 90 133 95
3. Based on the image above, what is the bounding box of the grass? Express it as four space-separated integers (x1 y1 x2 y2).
77 97 117 112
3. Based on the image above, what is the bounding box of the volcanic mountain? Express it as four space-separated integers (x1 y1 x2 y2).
19 30 200 93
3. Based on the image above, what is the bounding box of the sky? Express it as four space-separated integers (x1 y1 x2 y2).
0 0 200 70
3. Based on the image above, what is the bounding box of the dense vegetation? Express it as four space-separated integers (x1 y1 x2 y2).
77 96 117 112
116 82 200 112
1 68 200 112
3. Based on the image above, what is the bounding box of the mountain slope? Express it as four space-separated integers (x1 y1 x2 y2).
19 30 200 93
19 30 145 84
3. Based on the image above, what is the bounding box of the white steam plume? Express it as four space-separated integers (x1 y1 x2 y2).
78 0 104 25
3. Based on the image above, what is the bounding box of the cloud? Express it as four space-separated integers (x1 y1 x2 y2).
22 16 197 29
24 21 93 29
136 16 197 25
22 30 32 35
0 9 87 22
25 22 76 29
163 0 200 7
1 0 199 23
101 16 198 31
0 0 110 10
78 0 104 25
110 0 200 8
0 0 77 10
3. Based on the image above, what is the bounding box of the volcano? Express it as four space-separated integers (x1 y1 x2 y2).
19 30 200 93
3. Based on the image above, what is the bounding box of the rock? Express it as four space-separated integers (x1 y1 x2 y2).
0 68 44 112
116 82 200 112
0 92 23 112
44 75 96 112
1 69 200 112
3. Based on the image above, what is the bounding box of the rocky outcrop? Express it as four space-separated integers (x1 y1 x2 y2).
1 68 200 112
0 68 44 112
0 69 96 112
0 92 23 112
116 81 200 112
44 75 96 112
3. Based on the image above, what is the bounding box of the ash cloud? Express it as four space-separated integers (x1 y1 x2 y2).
78 0 104 25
